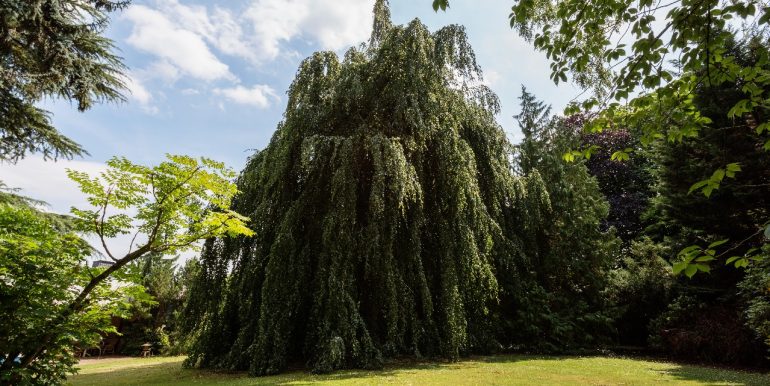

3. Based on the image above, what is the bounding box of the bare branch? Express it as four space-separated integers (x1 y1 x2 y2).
96 185 117 261
127 230 140 255
717 227 766 259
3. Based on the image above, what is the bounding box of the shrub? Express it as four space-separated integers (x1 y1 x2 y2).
650 294 767 366
606 238 674 346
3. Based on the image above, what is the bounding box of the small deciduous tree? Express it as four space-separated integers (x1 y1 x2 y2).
0 204 150 385
0 154 252 384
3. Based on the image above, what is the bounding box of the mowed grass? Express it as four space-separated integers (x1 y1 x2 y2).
67 355 770 386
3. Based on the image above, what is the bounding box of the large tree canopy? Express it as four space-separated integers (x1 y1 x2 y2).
185 1 614 376
186 5 516 374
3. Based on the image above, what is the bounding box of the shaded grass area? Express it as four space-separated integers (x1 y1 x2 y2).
68 355 770 385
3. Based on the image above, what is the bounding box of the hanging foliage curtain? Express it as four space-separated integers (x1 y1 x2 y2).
183 0 586 375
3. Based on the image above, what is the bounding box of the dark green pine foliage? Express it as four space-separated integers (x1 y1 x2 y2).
186 2 543 375
646 32 770 253
508 88 616 351
643 33 770 365
0 0 128 162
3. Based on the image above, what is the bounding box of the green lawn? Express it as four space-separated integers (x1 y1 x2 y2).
67 355 770 385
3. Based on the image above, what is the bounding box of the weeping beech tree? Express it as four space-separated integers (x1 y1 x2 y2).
184 1 606 375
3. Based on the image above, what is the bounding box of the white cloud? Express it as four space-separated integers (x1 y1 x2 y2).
213 85 278 108
0 157 106 215
242 0 309 60
146 61 181 83
121 72 159 114
119 0 376 109
146 1 258 63
243 0 374 60
123 0 375 68
123 4 233 81
483 70 502 87
289 0 374 51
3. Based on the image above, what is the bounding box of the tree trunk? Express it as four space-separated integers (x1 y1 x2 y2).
17 245 151 369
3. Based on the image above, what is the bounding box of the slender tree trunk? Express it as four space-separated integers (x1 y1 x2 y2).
17 245 151 369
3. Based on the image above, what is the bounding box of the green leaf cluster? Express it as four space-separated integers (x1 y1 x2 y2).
2 154 252 382
67 154 253 258
0 205 151 385
498 0 770 230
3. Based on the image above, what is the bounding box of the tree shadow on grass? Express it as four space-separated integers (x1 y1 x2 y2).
654 364 770 386
68 355 770 386
72 357 494 385
274 359 468 385
70 358 440 386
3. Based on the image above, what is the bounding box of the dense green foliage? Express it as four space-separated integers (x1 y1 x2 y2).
740 246 770 352
187 11 516 375
434 0 770 269
585 35 770 363
117 255 201 356
4 0 769 382
0 0 129 162
0 205 151 385
606 238 675 346
1 155 252 384
507 89 616 351
640 37 770 363
0 182 76 232
185 3 615 376
434 0 770 363
117 254 187 356
652 33 770 275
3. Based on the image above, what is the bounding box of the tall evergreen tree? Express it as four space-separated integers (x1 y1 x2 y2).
647 33 770 255
0 0 128 163
508 88 616 351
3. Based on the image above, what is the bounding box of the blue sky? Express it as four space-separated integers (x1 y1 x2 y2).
48 0 577 165
1 0 579 255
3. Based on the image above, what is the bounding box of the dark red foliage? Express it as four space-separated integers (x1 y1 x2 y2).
576 123 654 242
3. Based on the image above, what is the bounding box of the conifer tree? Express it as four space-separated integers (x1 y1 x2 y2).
0 0 128 162
509 88 615 351
643 34 770 365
